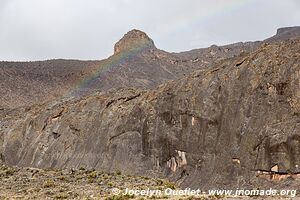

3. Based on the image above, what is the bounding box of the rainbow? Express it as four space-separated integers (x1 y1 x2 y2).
68 0 254 97
69 40 152 97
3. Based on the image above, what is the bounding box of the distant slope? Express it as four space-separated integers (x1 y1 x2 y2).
0 60 101 109
1 27 299 109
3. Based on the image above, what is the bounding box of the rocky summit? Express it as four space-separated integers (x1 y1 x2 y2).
114 29 156 54
1 27 300 199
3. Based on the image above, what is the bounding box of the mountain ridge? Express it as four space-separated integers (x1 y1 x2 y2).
2 27 299 109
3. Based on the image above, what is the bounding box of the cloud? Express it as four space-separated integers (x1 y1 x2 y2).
0 0 299 61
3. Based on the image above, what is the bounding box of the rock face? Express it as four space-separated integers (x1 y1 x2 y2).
1 37 300 190
1 27 300 191
114 29 156 54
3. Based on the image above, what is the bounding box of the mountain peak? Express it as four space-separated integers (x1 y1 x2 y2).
114 29 156 54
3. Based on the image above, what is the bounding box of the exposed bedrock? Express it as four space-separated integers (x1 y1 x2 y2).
1 40 300 189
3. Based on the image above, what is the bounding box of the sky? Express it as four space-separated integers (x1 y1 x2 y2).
0 0 299 61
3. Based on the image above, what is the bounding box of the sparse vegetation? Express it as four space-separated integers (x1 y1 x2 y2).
4 168 16 176
54 192 69 199
0 165 181 199
163 180 176 189
116 170 122 175
43 180 55 188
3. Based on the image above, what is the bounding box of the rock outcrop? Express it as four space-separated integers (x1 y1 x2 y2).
114 29 156 54
1 38 300 190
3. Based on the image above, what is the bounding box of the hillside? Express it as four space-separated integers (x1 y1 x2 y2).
1 27 300 199
1 34 300 186
1 30 262 109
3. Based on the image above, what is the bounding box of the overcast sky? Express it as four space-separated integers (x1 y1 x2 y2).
0 0 299 61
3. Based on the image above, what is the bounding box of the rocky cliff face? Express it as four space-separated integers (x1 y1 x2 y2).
1 35 300 190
